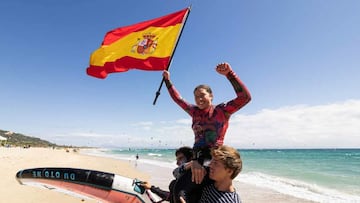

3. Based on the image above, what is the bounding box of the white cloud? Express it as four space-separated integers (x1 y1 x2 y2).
133 121 154 126
226 99 360 148
175 119 192 125
48 99 360 149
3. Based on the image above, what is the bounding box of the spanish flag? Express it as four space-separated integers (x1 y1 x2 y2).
87 8 190 79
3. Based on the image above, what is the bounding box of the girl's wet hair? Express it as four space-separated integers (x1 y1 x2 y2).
193 84 212 94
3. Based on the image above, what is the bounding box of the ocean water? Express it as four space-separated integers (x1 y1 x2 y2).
84 148 360 203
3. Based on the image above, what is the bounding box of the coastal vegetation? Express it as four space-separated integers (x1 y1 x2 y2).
0 129 58 148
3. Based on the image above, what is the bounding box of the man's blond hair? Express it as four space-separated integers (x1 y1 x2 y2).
211 145 242 179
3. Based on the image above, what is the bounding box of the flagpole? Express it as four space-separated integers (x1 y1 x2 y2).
153 6 191 105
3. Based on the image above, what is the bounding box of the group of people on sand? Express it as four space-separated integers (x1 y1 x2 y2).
140 62 251 203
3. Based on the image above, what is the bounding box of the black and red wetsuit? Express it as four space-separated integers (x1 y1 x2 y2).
165 70 251 158
165 70 251 203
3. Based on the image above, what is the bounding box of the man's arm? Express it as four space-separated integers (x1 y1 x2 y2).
141 181 170 201
150 185 171 201
173 161 193 179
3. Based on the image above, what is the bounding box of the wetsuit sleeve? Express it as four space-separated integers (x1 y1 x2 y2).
150 185 171 201
164 79 194 116
222 70 251 115
172 163 186 179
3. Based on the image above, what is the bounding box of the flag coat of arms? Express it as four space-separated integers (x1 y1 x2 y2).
87 8 190 79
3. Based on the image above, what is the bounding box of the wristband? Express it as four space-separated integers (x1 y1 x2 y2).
192 150 202 160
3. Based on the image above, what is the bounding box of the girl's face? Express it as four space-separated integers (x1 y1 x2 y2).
194 88 213 109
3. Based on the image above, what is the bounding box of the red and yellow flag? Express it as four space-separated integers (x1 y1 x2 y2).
87 8 190 79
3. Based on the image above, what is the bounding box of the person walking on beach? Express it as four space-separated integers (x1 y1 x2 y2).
140 146 193 202
163 62 251 203
180 145 243 203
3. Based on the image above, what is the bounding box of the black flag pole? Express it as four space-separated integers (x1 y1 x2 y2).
153 6 191 105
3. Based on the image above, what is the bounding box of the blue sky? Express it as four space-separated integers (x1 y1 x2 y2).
1 0 359 148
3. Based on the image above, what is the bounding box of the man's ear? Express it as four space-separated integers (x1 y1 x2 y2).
225 167 233 176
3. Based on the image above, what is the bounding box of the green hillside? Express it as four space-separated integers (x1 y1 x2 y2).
0 129 57 147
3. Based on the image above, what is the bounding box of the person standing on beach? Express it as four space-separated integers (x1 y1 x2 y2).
140 146 193 202
163 62 251 203
180 145 243 203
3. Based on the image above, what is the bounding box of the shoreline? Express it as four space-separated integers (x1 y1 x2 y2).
1 147 315 203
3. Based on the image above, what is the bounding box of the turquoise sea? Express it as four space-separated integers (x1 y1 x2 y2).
85 148 360 203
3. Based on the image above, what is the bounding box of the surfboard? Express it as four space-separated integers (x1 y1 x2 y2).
16 167 162 203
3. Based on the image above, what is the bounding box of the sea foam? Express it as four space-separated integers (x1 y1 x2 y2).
236 172 360 203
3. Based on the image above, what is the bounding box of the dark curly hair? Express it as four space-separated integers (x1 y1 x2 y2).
175 146 193 161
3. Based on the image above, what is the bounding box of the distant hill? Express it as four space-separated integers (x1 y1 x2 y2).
0 129 58 147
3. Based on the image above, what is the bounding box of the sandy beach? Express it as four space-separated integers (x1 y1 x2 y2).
0 147 315 203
